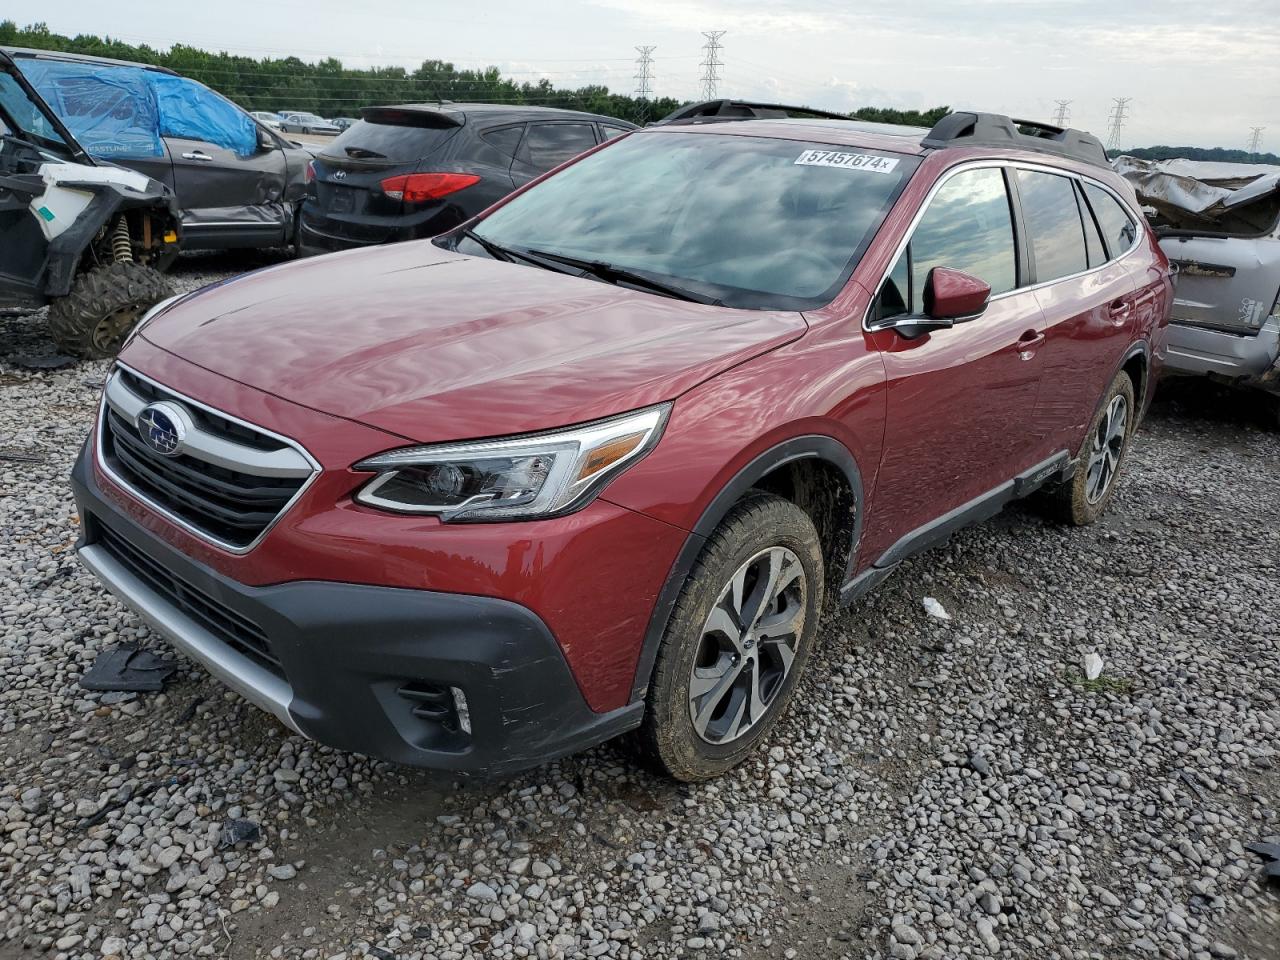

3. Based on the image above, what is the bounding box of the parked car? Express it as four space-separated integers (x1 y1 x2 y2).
298 103 636 254
0 49 180 356
331 116 358 131
1115 156 1280 420
249 110 282 130
72 103 1172 780
7 47 312 251
278 112 340 135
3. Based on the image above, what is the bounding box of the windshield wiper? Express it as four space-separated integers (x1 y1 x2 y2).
523 248 719 305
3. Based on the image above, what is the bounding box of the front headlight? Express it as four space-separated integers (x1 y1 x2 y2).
353 403 671 522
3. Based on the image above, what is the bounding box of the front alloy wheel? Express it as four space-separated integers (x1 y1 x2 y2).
636 492 824 781
690 547 806 744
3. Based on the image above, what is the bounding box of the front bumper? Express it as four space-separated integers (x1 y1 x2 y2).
1164 316 1280 394
71 449 642 774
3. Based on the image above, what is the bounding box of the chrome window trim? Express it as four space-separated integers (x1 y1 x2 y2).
95 361 322 556
862 159 1144 332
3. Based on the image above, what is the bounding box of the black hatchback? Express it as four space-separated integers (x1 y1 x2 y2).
298 103 635 254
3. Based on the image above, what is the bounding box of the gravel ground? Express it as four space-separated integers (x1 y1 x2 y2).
2 251 1278 960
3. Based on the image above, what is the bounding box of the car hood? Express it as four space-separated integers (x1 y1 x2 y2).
141 242 807 444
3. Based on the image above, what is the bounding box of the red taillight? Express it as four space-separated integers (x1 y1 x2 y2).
305 160 315 184
380 173 480 203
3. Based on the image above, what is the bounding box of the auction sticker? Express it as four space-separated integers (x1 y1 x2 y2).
794 149 899 173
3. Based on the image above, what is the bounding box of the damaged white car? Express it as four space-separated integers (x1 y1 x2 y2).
1115 156 1280 421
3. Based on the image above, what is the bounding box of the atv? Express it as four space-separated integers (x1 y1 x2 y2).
1 49 180 358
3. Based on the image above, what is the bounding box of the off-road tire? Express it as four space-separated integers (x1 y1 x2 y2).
634 493 824 782
47 261 175 359
1048 370 1136 526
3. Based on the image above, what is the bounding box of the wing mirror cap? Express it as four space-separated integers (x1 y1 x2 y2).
924 266 991 320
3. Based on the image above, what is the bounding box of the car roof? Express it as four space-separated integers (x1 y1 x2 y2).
641 117 933 157
0 45 177 75
373 102 637 128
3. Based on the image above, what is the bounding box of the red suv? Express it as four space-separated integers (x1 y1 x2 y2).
72 103 1173 781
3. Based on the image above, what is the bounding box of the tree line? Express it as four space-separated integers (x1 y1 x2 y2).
1110 145 1280 165
3 20 950 128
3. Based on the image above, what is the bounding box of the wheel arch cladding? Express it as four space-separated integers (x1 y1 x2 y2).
627 435 864 703
1121 346 1148 405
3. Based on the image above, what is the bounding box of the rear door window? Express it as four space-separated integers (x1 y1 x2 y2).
1016 170 1089 282
1082 182 1138 258
523 123 598 172
877 166 1018 317
325 117 460 163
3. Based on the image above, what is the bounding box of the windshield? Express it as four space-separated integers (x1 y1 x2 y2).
0 69 72 153
468 130 918 310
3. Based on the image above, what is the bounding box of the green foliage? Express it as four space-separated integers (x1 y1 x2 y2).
850 105 951 128
1110 144 1280 165
0 20 682 124
3 20 953 131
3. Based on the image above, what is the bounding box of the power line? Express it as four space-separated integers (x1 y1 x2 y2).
634 45 655 99
699 31 726 101
1247 126 1265 157
1106 97 1132 152
1051 99 1072 127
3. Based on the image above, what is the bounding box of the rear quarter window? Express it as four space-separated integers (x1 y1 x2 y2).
1083 182 1138 257
480 124 524 158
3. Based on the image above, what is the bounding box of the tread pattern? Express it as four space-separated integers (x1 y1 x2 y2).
634 492 824 781
47 261 175 359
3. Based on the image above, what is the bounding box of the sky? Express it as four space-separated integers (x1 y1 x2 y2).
27 0 1280 150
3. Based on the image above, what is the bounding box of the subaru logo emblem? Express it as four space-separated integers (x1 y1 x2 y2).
137 402 189 457
332 169 347 180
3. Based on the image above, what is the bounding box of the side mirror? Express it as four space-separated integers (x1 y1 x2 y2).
924 266 991 320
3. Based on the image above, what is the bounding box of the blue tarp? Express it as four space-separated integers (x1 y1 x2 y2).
19 59 258 159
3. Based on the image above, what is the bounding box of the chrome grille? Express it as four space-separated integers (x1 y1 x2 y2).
99 365 317 552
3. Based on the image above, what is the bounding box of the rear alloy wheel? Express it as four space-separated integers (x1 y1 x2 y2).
46 261 175 359
636 493 824 781
1049 370 1136 525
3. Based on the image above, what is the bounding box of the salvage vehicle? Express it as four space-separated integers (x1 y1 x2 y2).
72 102 1172 780
278 112 340 136
1 49 179 357
298 103 635 254
6 47 311 251
249 111 283 131
1115 156 1280 420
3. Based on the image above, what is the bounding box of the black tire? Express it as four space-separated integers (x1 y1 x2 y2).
634 493 824 782
47 261 175 359
1047 370 1136 525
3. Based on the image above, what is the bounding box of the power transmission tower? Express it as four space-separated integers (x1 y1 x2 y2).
1106 97 1132 152
699 31 726 101
1247 126 1265 158
1051 100 1072 127
634 45 655 99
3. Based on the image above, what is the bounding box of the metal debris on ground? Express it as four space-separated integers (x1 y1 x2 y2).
79 644 178 692
0 449 46 463
9 353 78 370
1244 841 1280 884
218 818 261 850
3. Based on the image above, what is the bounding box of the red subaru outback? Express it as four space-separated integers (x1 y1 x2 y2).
72 103 1172 781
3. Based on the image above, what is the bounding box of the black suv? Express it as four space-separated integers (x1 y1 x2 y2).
298 103 635 254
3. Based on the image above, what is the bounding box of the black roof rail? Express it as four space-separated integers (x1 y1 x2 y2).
922 112 1109 168
655 99 854 126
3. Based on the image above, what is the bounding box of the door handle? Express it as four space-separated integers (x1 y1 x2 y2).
181 151 213 162
1108 299 1132 323
1017 329 1045 360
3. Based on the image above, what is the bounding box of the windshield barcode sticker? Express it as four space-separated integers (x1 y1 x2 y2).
794 150 899 173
